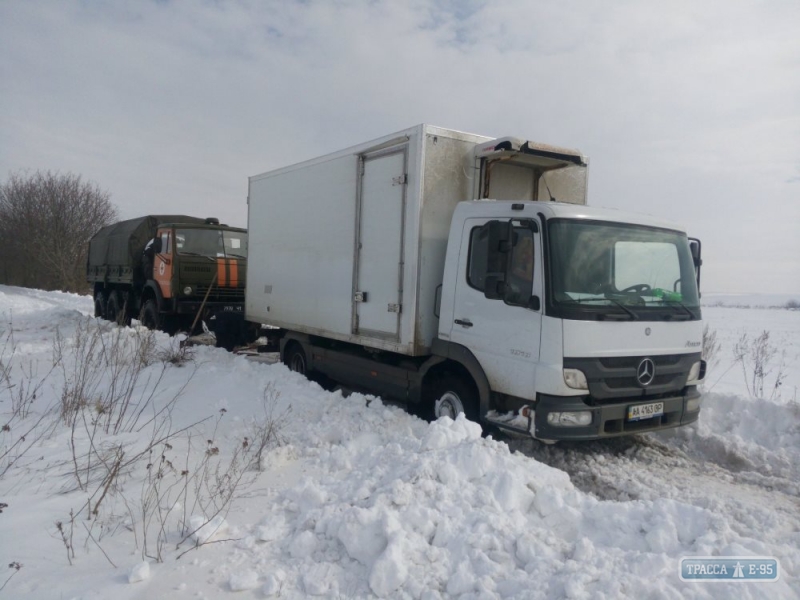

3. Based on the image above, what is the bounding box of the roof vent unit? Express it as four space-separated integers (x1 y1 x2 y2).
205 217 220 225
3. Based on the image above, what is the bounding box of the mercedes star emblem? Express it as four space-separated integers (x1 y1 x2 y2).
637 358 655 386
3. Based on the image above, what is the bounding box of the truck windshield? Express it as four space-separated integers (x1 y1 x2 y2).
547 219 700 321
175 229 248 259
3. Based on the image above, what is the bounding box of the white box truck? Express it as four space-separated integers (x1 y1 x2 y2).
246 124 705 441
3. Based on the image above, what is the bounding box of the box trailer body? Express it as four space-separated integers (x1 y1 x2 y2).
247 125 588 356
247 124 705 441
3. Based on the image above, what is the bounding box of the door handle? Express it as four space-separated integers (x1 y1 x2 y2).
454 319 473 328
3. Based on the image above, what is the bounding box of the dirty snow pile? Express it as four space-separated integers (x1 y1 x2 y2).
1 284 798 599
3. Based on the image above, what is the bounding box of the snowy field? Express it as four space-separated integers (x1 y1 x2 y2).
1 284 798 599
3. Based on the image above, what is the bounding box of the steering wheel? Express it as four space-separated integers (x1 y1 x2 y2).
620 283 652 295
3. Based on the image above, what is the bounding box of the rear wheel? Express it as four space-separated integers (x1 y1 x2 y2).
430 375 479 422
283 343 308 376
139 299 160 331
114 293 132 326
107 293 123 325
94 291 106 320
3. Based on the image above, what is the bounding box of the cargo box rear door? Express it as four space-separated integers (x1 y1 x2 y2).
353 145 408 340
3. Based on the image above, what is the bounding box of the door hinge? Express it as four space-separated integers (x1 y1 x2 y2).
388 303 402 313
392 174 407 186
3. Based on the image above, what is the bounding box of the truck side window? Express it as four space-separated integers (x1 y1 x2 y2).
467 227 488 291
160 232 171 254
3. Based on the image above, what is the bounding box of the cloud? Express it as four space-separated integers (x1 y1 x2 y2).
1 0 798 292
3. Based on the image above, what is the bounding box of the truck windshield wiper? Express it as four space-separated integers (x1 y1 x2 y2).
568 297 637 320
654 299 695 320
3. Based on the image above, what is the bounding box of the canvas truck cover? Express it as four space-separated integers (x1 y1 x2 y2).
87 215 206 283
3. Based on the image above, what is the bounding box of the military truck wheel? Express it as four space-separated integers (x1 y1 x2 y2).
94 292 106 319
110 293 132 327
107 293 121 325
431 375 479 422
118 296 132 327
139 299 160 331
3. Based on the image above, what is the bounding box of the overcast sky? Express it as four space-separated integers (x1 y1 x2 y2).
1 0 798 294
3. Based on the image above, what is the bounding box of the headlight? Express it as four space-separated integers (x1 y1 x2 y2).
547 411 592 427
686 360 706 385
183 286 193 295
563 368 588 390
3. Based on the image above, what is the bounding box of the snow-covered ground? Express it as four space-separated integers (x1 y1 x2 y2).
1 284 798 599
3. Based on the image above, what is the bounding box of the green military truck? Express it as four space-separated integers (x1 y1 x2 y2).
87 215 251 348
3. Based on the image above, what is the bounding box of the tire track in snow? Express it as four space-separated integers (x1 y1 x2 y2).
504 433 800 555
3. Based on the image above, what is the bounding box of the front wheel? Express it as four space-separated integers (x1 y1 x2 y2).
430 375 479 422
139 299 160 331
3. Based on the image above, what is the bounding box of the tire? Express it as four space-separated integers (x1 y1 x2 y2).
94 291 106 320
139 299 160 331
115 293 132 327
283 343 308 376
120 301 132 326
430 375 479 422
107 293 123 325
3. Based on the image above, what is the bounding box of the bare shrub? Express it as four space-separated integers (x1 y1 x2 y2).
785 299 800 310
1 323 61 477
54 514 75 566
135 423 256 561
57 319 166 436
157 337 194 367
5 314 288 567
733 331 786 399
247 384 290 472
0 561 23 592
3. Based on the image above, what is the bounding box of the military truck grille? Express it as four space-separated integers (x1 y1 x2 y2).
564 353 701 402
194 285 245 302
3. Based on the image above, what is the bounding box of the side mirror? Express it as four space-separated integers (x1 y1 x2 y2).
688 237 702 293
481 220 512 300
153 237 163 254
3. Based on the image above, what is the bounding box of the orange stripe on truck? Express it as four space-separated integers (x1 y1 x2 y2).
229 259 238 287
217 258 227 286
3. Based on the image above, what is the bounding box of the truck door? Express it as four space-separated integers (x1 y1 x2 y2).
447 218 542 400
353 146 407 339
154 228 173 299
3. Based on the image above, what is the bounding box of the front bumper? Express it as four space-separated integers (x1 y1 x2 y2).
533 387 701 441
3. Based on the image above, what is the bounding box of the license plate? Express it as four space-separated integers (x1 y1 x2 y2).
627 402 664 421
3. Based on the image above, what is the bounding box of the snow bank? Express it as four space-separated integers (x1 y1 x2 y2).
0 286 797 599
